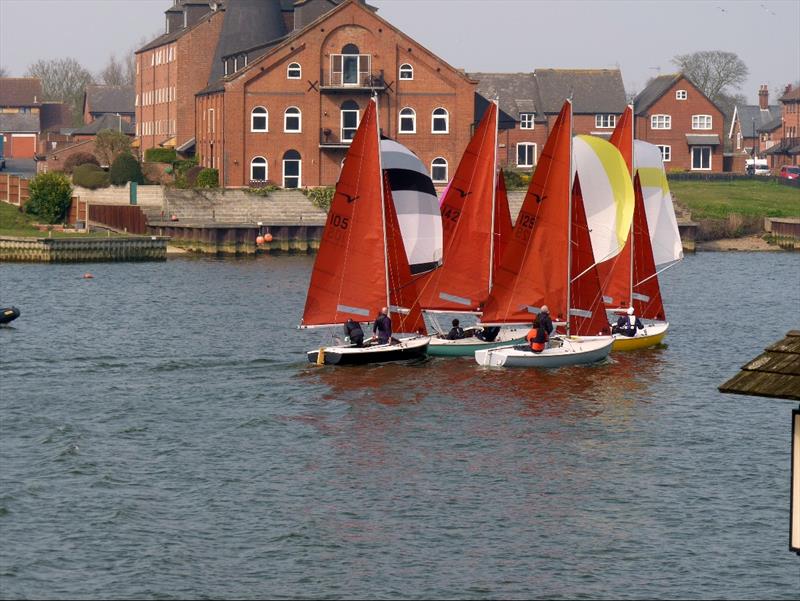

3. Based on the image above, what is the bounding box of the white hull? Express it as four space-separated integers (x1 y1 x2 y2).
475 335 613 368
307 334 430 365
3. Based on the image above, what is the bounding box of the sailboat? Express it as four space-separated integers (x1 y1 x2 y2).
413 101 526 356
299 98 430 365
601 106 683 351
475 100 614 368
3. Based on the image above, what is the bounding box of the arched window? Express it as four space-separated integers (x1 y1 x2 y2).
399 107 416 133
251 106 268 132
250 156 267 182
432 107 449 133
399 63 413 80
342 43 359 54
284 106 301 133
287 62 301 79
282 150 301 188
340 100 360 142
431 157 448 183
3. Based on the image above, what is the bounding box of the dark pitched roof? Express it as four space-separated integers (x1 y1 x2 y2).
72 113 135 135
719 330 800 401
0 112 40 133
780 86 800 102
758 116 782 132
137 5 220 53
735 103 782 137
0 77 43 107
469 72 539 125
634 73 682 114
85 85 135 115
533 69 626 114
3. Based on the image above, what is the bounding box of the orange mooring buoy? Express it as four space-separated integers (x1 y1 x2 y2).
264 233 273 243
256 235 265 245
83 273 94 279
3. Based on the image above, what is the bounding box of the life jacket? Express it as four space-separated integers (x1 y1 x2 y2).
526 327 547 353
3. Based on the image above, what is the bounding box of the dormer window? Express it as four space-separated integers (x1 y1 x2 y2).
287 63 301 79
676 90 687 100
399 64 413 80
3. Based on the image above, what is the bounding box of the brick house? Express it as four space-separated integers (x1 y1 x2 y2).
195 0 476 188
470 69 626 171
727 85 781 173
134 0 225 155
634 73 725 172
83 85 135 125
764 84 800 169
0 77 43 158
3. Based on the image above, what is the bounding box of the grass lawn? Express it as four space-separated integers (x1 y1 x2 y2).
668 178 800 220
0 202 129 238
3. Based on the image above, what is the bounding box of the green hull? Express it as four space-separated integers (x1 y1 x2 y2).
427 337 525 357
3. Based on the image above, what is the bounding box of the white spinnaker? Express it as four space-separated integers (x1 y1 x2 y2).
634 140 683 266
380 139 443 275
572 135 635 265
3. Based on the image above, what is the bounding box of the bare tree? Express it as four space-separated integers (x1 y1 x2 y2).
672 50 748 102
94 129 131 167
99 54 127 86
26 58 94 126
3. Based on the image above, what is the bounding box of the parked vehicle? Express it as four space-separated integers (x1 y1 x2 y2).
0 155 5 171
745 158 770 176
779 165 800 180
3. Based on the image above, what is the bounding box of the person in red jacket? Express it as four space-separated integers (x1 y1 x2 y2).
525 316 548 353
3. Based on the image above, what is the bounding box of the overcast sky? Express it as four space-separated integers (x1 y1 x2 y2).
1 0 798 103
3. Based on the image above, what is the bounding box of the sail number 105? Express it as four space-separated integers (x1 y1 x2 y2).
328 213 350 230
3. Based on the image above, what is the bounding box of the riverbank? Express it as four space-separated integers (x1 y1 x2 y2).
696 234 784 251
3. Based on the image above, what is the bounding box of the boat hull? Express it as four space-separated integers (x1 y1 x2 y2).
427 327 527 357
612 322 669 351
307 335 430 365
0 307 20 325
475 336 613 368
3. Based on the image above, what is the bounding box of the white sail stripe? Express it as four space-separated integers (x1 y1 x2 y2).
569 308 593 318
391 189 441 215
438 292 472 306
337 304 370 316
631 292 650 302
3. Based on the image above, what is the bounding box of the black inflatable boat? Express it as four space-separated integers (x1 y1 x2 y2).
0 307 20 325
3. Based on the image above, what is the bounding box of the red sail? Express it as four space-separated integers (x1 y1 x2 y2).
630 173 666 321
415 102 499 311
570 176 613 336
384 174 428 334
493 169 513 278
300 99 387 327
597 105 634 309
480 102 572 324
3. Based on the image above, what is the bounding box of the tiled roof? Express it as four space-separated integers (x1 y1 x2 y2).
757 115 782 133
0 77 43 107
533 69 626 114
469 72 538 123
780 86 800 102
137 5 218 53
634 73 682 114
719 330 800 401
0 112 40 133
85 85 135 115
72 113 135 135
735 103 782 137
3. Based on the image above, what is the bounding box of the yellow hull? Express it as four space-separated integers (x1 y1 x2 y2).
611 323 669 351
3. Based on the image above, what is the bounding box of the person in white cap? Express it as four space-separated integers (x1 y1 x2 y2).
614 306 644 337
539 305 554 336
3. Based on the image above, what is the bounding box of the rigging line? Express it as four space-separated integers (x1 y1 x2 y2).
635 259 681 286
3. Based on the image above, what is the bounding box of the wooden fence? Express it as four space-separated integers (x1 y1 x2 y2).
0 174 30 206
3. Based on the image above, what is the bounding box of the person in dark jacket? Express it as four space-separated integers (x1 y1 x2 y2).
476 326 500 342
446 318 465 340
614 306 644 337
343 318 364 347
525 316 548 353
372 307 392 344
539 305 554 336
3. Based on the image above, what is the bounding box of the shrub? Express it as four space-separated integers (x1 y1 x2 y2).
109 153 144 186
303 186 335 211
73 163 110 189
195 168 219 188
144 147 177 163
94 129 131 166
502 168 528 189
63 152 99 174
25 172 73 223
184 165 203 187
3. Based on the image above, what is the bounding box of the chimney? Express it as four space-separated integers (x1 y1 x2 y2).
758 84 769 109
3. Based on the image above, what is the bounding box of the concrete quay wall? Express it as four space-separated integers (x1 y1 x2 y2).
0 236 168 262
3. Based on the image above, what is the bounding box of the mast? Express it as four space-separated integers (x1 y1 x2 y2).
375 94 391 314
628 103 635 307
488 99 499 292
565 98 573 335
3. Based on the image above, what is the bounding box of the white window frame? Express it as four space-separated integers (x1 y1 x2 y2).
282 156 302 188
595 114 616 128
399 63 413 80
519 113 534 130
284 106 301 133
692 114 713 130
287 62 301 79
340 107 360 143
399 107 416 134
651 114 671 130
250 156 268 182
657 145 671 162
251 106 268 132
676 89 687 100
431 157 448 183
691 146 712 171
432 107 449 134
516 142 537 168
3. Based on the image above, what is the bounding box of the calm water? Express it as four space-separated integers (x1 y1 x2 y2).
1 252 799 599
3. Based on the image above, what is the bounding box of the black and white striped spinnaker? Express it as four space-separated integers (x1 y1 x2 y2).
380 138 443 275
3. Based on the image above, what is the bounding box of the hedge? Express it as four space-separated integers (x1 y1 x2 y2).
195 168 219 188
63 152 99 174
110 153 144 186
73 163 110 189
144 147 177 163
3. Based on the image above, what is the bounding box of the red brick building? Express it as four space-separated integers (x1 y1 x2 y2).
634 73 725 172
0 78 43 158
195 0 476 188
727 85 781 173
470 69 626 171
134 0 225 155
764 84 800 169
